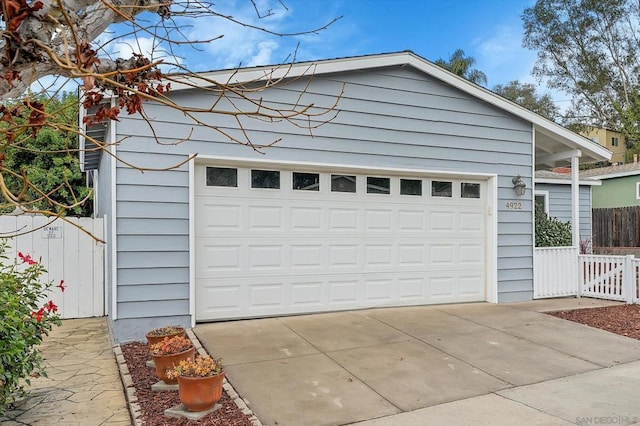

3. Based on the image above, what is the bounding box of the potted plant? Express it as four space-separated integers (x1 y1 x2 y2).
167 356 225 412
149 335 195 384
145 325 186 348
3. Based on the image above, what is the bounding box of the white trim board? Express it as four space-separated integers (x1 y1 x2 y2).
535 178 601 186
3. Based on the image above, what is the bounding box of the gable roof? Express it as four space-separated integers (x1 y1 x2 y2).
170 51 611 165
581 162 640 180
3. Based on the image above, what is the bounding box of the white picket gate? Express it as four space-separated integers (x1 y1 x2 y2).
0 215 104 319
580 254 640 303
534 247 580 299
534 248 640 303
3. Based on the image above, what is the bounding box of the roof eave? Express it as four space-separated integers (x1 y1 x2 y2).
535 178 601 186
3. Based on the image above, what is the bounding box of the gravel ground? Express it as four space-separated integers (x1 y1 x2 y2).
120 304 640 425
121 342 253 426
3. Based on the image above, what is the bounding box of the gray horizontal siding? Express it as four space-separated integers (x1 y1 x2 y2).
537 183 592 240
118 300 190 319
118 267 189 286
109 64 535 339
116 218 188 235
118 235 190 252
118 283 188 302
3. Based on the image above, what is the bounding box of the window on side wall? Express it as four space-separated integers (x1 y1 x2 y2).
612 137 619 147
534 191 549 214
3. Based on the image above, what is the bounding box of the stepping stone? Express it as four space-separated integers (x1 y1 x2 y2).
164 403 221 420
151 380 178 392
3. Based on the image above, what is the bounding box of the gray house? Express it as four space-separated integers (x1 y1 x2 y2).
80 52 610 342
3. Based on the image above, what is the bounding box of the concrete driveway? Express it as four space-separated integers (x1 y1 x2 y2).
194 300 640 426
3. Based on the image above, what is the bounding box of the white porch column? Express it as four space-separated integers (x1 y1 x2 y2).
571 155 580 246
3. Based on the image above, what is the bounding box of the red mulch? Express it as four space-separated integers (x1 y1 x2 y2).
121 342 253 426
548 304 640 339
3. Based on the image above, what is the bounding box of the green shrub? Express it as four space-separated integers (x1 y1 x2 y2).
535 205 572 247
0 242 62 415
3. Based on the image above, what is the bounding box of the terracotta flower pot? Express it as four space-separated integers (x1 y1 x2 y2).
151 347 195 384
177 372 225 412
145 327 186 348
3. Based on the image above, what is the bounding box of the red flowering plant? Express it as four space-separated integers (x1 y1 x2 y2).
0 243 63 415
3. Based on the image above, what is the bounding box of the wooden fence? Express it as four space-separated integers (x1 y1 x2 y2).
592 206 640 247
0 215 104 319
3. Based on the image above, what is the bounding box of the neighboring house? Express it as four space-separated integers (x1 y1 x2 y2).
534 170 600 241
80 51 610 342
581 163 640 208
582 127 626 164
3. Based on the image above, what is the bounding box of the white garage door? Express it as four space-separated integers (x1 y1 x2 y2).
194 164 487 321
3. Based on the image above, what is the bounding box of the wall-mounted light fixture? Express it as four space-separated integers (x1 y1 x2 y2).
512 175 526 196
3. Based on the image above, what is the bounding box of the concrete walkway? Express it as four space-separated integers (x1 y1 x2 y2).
195 299 640 426
0 317 131 426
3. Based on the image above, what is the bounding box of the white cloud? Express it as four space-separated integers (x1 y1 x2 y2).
473 23 538 87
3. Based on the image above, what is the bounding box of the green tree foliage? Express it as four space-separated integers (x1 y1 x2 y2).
434 49 488 86
535 205 572 247
1 93 91 216
522 0 640 146
493 80 560 121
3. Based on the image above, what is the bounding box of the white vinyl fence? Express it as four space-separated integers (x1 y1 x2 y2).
535 247 640 303
534 247 579 299
580 254 640 303
0 215 104 319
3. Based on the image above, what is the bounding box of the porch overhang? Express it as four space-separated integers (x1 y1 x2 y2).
534 125 611 169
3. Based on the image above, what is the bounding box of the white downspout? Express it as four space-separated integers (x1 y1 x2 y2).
571 154 580 246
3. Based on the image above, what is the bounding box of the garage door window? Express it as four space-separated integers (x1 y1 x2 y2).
206 167 237 187
367 177 390 194
400 179 422 196
251 170 280 189
331 175 356 193
293 172 320 191
432 181 452 197
461 183 481 199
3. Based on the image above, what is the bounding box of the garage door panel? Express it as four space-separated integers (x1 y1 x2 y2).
329 208 359 230
290 245 324 269
398 210 425 231
460 211 484 231
249 206 284 230
429 211 455 231
197 272 485 320
398 277 427 300
195 166 488 321
196 202 242 232
291 207 323 230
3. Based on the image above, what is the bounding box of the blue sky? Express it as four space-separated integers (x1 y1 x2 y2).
157 0 539 88
42 1 553 101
